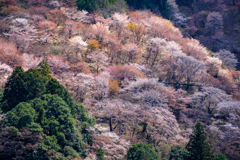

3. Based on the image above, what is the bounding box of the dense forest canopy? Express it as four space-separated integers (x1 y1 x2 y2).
0 0 240 159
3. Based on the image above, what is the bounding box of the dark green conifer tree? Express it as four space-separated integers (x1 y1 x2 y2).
186 122 214 160
1 66 28 112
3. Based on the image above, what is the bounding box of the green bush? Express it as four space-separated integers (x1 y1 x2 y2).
214 153 228 160
127 143 160 160
169 145 189 160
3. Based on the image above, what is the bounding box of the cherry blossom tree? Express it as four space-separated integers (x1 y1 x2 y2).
126 23 147 43
215 101 240 126
47 54 70 75
215 49 238 70
144 38 168 67
64 20 81 39
204 12 223 36
205 56 222 77
87 23 109 45
70 62 91 74
106 36 122 64
87 50 109 73
122 43 141 63
0 62 13 87
164 55 206 91
189 86 232 115
36 20 59 37
182 39 209 61
0 40 23 68
61 73 96 102
105 65 144 85
95 72 110 100
4 18 40 52
112 13 129 27
22 53 43 70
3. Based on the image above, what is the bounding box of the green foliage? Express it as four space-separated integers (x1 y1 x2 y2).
1 66 29 112
127 143 160 160
0 61 95 159
76 0 128 17
169 145 189 160
75 102 96 145
125 0 170 18
1 102 35 127
1 61 74 114
214 153 228 160
76 0 96 13
36 107 47 125
17 114 33 129
186 122 214 160
42 134 61 151
63 146 80 159
96 147 106 160
75 102 96 124
28 122 43 133
8 126 20 135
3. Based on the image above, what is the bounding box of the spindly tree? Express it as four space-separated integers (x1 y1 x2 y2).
186 122 213 160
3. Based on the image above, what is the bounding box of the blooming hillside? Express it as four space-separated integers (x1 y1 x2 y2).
0 0 240 159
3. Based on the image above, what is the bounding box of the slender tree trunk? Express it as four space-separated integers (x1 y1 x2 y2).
109 117 113 132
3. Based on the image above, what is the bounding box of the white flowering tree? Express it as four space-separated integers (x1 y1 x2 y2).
190 86 232 115
87 50 109 73
215 49 238 70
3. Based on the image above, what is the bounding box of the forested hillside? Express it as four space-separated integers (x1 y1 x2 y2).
174 0 240 70
0 0 240 160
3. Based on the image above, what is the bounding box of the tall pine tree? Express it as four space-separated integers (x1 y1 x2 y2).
186 122 213 160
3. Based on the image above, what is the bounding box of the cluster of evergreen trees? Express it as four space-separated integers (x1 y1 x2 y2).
0 61 95 160
126 122 228 160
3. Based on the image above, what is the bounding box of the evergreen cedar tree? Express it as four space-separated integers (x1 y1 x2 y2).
127 142 160 160
1 61 75 115
0 61 96 159
186 122 214 160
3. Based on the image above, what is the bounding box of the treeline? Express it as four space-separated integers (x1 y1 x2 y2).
76 0 171 18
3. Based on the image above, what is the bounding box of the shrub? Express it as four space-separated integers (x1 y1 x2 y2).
87 40 101 51
127 143 160 160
